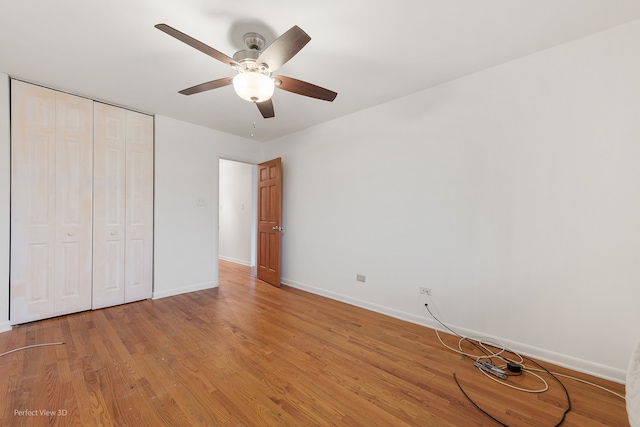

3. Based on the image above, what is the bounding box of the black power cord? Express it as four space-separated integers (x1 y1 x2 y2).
453 372 509 427
525 357 572 426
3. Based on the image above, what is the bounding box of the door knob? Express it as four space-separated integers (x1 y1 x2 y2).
272 226 283 231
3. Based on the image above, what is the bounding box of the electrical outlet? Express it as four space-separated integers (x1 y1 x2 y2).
419 287 431 296
356 274 366 283
196 197 206 207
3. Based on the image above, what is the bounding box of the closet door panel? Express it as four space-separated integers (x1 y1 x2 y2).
124 111 153 303
93 103 127 309
10 81 57 323
54 92 93 315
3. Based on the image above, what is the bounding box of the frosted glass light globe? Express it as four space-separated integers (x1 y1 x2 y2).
233 72 275 102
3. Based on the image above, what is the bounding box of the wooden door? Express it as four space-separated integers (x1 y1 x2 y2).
124 110 153 303
10 80 93 324
93 103 127 309
256 158 282 287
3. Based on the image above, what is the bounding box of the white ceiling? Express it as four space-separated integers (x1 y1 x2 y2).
1 1 640 142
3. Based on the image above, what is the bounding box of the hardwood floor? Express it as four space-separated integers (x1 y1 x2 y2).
0 260 629 426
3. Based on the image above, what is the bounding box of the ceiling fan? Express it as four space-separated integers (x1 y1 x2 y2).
155 23 338 119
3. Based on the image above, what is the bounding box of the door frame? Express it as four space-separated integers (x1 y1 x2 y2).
216 156 283 286
217 157 259 269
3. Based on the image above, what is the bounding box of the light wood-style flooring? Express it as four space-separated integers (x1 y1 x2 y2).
0 260 629 426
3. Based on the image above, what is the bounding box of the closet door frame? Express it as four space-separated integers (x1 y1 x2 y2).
10 82 154 323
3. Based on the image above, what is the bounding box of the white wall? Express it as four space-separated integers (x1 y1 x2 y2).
0 74 10 332
265 19 640 381
219 159 256 266
153 116 263 299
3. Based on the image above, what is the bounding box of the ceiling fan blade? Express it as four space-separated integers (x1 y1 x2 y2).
155 23 240 67
178 77 233 95
275 76 337 102
256 25 311 72
256 99 275 119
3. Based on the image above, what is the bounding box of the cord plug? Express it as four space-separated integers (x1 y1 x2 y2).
507 362 522 373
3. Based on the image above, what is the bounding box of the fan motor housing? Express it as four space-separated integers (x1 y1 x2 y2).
233 49 260 63
233 32 267 70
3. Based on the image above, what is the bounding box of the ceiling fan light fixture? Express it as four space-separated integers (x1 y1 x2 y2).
232 72 275 102
155 23 337 118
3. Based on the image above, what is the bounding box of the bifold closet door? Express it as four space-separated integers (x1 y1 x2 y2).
123 110 154 303
10 80 93 324
93 103 153 309
92 103 126 308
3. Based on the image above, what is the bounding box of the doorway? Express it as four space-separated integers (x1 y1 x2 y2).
218 159 258 268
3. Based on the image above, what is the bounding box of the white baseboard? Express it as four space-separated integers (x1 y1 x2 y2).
219 256 252 266
152 281 217 300
281 277 627 384
0 320 11 334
